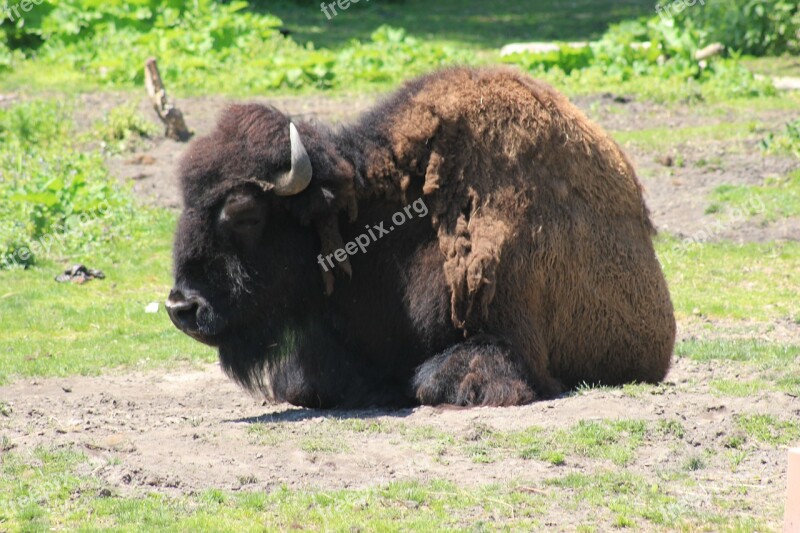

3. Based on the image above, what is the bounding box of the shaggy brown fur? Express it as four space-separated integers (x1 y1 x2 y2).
169 66 676 408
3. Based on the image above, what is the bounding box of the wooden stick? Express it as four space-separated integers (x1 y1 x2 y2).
695 43 725 61
144 57 192 142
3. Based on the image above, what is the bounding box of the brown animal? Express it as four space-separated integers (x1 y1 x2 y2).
167 66 676 408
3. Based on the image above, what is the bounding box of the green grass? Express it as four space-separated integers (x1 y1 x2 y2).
8 95 796 388
676 339 800 397
657 237 800 321
0 0 777 103
735 414 800 446
672 327 798 405
710 378 776 397
0 444 777 532
248 418 454 454
546 469 777 531
709 169 800 222
677 339 800 365
0 98 211 384
0 209 214 385
92 104 160 155
571 381 671 398
264 0 657 50
249 418 659 469
0 8 796 532
0 444 543 531
708 92 800 114
762 117 800 158
300 435 350 454
612 120 763 151
741 55 800 78
466 419 650 467
657 419 686 439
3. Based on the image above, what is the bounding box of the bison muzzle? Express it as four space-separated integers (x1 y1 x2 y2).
167 67 676 408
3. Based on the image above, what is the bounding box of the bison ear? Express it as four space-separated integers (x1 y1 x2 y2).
272 123 313 196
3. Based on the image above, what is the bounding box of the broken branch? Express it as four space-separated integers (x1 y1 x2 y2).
144 57 192 142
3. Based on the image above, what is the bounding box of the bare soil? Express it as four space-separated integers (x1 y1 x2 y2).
0 354 795 529
1 89 799 528
102 91 800 243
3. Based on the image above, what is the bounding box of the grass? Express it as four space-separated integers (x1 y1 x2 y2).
0 98 212 384
0 33 800 531
709 169 800 222
1 206 798 386
0 444 540 531
678 339 800 365
676 339 800 397
735 414 800 446
741 55 800 78
248 418 454 454
249 417 666 470
656 237 800 322
92 104 160 155
0 0 779 103
657 419 686 439
463 419 650 467
0 443 778 532
0 209 214 385
612 120 763 151
300 435 349 454
708 92 800 114
710 378 776 397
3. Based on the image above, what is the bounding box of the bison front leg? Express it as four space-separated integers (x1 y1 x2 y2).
411 336 536 406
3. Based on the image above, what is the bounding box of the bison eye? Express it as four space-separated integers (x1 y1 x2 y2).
219 191 266 247
234 217 262 229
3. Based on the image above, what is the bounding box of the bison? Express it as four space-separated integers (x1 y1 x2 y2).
167 67 676 408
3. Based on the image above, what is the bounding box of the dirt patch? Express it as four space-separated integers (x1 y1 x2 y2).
633 143 799 243
0 357 794 528
94 91 800 242
679 317 800 345
575 94 800 243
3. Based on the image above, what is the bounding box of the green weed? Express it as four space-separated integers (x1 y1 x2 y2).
0 0 782 101
93 105 159 154
0 100 138 269
735 414 800 446
761 119 800 158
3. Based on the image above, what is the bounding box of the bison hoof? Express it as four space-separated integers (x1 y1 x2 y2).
412 336 538 407
455 372 535 406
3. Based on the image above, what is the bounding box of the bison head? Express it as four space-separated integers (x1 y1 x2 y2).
166 104 356 386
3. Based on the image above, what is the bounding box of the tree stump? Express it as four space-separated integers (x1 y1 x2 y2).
144 58 192 142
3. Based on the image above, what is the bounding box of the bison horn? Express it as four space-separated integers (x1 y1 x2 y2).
273 123 313 196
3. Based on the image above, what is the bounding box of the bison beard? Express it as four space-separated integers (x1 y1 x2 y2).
168 67 676 409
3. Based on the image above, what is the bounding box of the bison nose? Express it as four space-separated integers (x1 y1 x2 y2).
166 289 206 333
